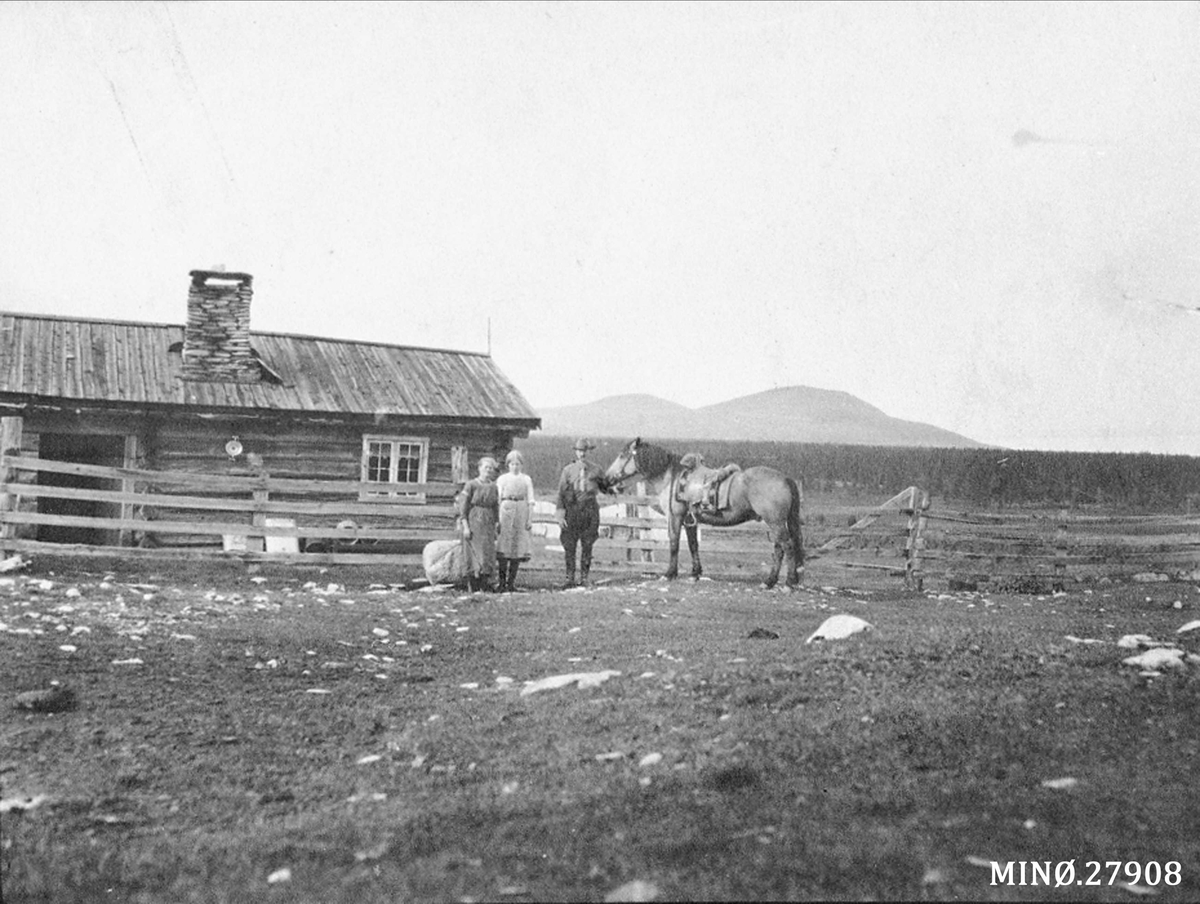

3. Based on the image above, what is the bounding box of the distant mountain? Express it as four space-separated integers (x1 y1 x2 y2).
537 386 983 447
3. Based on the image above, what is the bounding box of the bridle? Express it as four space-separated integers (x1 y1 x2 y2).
607 443 642 490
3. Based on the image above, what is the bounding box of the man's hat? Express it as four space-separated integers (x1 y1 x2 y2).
574 437 596 451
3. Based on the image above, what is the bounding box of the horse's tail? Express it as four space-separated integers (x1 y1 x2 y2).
786 477 804 566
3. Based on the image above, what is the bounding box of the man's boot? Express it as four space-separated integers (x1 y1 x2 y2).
580 547 592 586
564 549 577 588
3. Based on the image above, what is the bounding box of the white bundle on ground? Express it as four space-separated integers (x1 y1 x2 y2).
422 539 469 586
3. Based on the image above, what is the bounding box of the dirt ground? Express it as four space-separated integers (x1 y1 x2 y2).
3 555 1199 902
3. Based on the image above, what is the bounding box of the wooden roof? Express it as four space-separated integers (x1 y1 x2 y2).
0 311 541 425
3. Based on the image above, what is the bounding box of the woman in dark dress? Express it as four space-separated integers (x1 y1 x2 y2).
458 456 499 592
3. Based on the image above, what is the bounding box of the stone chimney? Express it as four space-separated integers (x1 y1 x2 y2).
182 270 260 383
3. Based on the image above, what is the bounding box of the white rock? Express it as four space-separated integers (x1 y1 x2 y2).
1176 620 1200 634
0 793 48 813
520 670 621 696
805 614 874 643
0 555 28 573
1041 776 1079 790
1122 648 1186 670
1116 634 1157 649
605 880 659 902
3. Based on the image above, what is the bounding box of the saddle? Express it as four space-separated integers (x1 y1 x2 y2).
676 461 741 513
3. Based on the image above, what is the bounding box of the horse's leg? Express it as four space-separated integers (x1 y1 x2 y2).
786 477 804 588
763 526 784 589
786 523 804 588
664 509 681 580
684 520 702 579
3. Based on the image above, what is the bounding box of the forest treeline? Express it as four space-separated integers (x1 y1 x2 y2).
514 435 1200 512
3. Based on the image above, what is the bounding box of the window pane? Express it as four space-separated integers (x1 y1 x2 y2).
396 442 421 483
366 441 392 483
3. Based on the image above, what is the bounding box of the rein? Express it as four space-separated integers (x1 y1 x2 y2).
609 449 642 489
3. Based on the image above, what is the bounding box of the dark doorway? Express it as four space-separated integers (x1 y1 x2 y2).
37 434 126 545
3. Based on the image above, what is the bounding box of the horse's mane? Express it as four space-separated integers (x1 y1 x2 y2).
635 441 680 481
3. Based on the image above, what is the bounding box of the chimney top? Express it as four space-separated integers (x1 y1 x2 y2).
190 269 253 287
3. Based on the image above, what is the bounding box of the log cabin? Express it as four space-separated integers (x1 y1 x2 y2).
0 269 540 554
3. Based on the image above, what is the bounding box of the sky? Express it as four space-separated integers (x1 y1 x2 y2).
3 1 1200 454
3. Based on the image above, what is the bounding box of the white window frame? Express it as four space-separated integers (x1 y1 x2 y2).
361 435 429 502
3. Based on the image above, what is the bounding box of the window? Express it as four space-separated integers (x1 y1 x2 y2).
361 435 429 501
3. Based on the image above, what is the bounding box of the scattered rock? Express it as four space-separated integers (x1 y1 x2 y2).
0 555 28 573
520 670 621 696
1122 648 1186 671
1041 776 1079 790
1116 634 1158 649
805 614 873 643
1119 881 1161 896
0 793 48 813
605 880 659 902
747 628 779 640
921 867 947 886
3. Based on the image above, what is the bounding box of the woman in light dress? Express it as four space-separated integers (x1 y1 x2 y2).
458 456 499 592
495 449 535 591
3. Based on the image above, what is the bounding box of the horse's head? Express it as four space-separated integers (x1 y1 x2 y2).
605 437 644 489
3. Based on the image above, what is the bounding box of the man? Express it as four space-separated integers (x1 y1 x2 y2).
555 437 611 587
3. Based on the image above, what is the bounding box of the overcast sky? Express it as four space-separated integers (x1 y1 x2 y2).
3 1 1200 453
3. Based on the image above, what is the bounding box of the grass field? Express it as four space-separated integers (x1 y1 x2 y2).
2 556 1199 902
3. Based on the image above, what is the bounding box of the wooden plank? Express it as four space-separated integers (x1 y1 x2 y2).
533 512 665 530
0 481 459 519
0 538 429 567
923 511 1008 525
832 560 907 574
0 455 456 496
0 510 457 541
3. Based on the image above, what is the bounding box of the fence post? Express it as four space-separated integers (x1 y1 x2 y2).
624 480 654 566
637 481 655 564
904 489 929 591
1053 510 1068 592
118 434 144 547
249 464 269 556
0 418 28 557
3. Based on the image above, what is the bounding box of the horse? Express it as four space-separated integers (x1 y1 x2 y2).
604 437 804 589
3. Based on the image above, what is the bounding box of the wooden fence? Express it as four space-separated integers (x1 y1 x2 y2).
0 454 459 566
815 486 1200 591
2 456 1198 588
